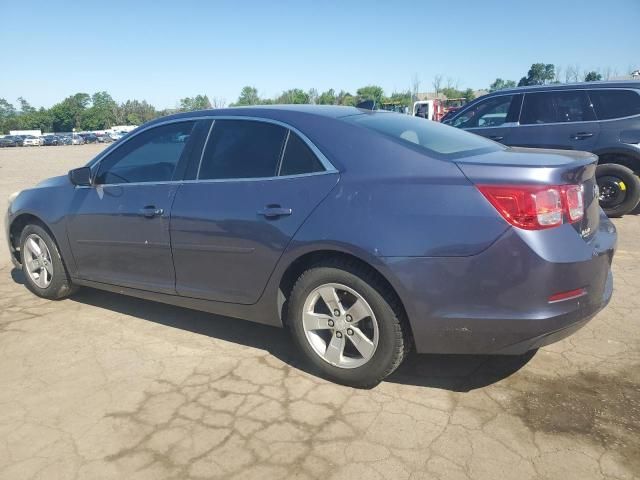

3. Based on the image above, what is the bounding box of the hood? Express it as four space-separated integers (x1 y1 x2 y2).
35 174 70 188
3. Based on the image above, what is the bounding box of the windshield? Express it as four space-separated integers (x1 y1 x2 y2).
344 112 504 159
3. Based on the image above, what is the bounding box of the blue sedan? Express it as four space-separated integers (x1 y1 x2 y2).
5 106 616 387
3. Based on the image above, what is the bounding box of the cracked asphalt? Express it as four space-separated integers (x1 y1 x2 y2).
0 145 638 479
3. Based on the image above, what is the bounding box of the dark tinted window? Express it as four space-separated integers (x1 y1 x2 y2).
199 120 287 180
450 95 516 129
344 113 503 159
589 89 640 120
520 91 595 125
279 132 324 176
95 121 195 184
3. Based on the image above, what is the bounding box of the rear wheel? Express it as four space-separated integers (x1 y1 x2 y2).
596 163 640 217
288 261 409 388
19 224 77 300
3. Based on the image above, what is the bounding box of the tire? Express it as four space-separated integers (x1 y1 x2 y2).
596 163 640 217
287 260 410 388
19 223 77 300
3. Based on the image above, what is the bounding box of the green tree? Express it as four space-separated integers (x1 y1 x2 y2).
584 71 602 82
356 85 384 105
17 97 36 114
118 100 158 125
0 98 17 134
179 94 212 111
50 93 90 131
384 90 412 108
518 63 555 86
462 88 476 102
276 89 310 104
489 78 516 92
337 90 356 106
317 88 337 105
234 86 261 106
80 91 118 130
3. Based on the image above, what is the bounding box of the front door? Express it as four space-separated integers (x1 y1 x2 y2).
66 120 198 293
171 119 339 304
448 93 522 145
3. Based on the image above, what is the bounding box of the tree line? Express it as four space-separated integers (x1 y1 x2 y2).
1 62 633 134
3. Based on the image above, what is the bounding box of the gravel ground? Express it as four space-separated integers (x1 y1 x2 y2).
0 144 638 480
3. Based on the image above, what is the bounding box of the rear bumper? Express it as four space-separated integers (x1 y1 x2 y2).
383 212 617 354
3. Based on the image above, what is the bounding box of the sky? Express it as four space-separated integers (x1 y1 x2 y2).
2 0 638 109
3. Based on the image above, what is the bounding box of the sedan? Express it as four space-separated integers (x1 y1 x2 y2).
0 136 19 147
5 106 616 387
23 135 41 147
42 135 59 146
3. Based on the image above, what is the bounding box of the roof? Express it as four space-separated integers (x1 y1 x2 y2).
156 105 365 125
486 80 640 96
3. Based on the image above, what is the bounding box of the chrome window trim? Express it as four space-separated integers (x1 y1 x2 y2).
74 170 337 189
195 120 215 180
193 116 337 179
87 115 338 186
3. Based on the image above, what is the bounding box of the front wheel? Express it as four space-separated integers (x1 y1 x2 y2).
19 224 77 300
596 163 640 217
288 261 410 388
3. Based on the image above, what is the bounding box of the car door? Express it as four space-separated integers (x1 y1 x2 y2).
508 90 600 151
447 93 522 144
66 120 204 293
171 118 339 304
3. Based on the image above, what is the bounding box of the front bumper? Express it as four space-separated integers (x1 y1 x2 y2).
383 213 617 355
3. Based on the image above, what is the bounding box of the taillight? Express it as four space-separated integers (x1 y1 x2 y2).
562 185 584 222
477 184 584 230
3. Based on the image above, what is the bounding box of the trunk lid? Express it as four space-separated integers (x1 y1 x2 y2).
455 147 600 241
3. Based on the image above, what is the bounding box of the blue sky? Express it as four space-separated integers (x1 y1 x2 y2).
2 0 638 109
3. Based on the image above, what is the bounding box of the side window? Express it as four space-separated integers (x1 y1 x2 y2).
451 95 515 129
279 132 324 176
520 91 595 125
589 89 640 120
95 121 195 184
198 120 287 180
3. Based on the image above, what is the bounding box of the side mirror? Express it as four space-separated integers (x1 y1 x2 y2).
68 167 92 186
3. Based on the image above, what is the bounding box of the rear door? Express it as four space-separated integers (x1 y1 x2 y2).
171 119 339 304
508 90 600 151
448 93 522 144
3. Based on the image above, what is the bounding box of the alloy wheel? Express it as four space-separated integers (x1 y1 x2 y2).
23 234 53 289
302 283 379 369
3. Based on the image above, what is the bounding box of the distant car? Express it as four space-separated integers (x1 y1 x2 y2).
42 135 59 146
0 136 19 147
79 133 98 144
37 136 45 146
71 135 85 145
444 81 640 216
109 131 126 141
23 135 40 147
95 134 110 143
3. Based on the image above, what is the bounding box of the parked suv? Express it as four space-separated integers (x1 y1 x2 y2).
444 81 640 216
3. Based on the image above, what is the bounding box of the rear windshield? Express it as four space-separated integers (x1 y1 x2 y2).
343 112 503 159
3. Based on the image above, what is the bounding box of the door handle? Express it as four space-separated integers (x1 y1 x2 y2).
570 132 594 140
488 135 504 141
258 205 292 219
139 206 164 218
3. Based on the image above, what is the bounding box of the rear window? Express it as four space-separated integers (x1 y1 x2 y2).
344 113 503 159
589 89 640 120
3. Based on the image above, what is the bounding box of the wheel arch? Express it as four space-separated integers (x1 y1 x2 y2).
9 213 55 265
277 249 413 342
594 148 640 174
